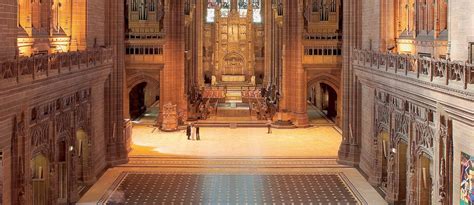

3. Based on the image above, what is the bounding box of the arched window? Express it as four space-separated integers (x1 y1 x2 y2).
221 0 231 17
206 0 217 22
252 0 262 23
207 0 231 22
238 0 248 17
207 0 261 22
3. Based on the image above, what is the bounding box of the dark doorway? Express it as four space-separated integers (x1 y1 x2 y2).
321 83 337 121
129 82 147 120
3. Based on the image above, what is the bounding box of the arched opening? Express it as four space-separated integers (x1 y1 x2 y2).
129 80 161 122
396 142 408 203
32 154 49 205
129 82 147 120
321 83 337 121
416 154 432 204
57 140 68 201
307 80 340 125
378 131 390 189
76 129 88 184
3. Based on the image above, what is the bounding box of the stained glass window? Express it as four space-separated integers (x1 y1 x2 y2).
207 0 261 23
207 0 218 22
252 0 262 23
220 0 231 17
238 0 248 17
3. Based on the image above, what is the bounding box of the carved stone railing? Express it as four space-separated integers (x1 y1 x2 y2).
126 33 165 40
352 48 474 90
0 48 113 87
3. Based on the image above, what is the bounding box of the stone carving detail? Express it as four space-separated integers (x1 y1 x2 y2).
10 88 93 205
394 112 409 138
438 114 453 204
408 102 431 121
376 103 390 133
389 95 406 111
375 89 390 136
386 151 396 192
56 112 72 138
414 121 434 152
76 103 90 131
0 48 113 83
11 113 27 204
30 88 92 125
406 119 435 204
161 102 178 131
30 122 50 149
352 48 474 90
373 89 443 204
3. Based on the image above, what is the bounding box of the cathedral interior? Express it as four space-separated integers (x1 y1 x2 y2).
0 0 473 204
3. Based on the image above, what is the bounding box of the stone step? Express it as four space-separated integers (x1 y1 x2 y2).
122 157 348 168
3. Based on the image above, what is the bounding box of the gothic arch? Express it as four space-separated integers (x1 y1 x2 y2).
307 74 340 95
127 73 160 93
307 73 342 126
221 52 247 75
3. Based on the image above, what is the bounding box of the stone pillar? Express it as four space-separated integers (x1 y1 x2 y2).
282 0 308 127
104 0 129 166
161 0 187 130
196 0 205 87
338 0 362 166
263 0 272 85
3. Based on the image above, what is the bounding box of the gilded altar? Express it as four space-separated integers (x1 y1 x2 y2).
221 75 246 82
212 0 256 83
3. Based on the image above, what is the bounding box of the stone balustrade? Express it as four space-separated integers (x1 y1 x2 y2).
0 48 113 87
352 48 474 90
126 33 165 40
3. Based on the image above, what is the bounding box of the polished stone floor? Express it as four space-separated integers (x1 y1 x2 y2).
78 106 385 205
105 172 360 204
79 167 386 205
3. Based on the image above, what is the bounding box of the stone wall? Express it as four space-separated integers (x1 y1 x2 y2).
0 50 113 204
359 84 375 178
351 49 474 204
88 0 106 47
0 0 17 60
449 0 474 61
361 0 380 51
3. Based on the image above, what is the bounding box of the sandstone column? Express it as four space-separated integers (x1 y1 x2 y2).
282 0 308 127
104 0 128 165
161 0 187 130
338 0 362 166
263 0 272 85
196 0 205 87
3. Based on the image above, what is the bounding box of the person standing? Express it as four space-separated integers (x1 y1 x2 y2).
196 126 200 141
186 123 191 140
267 119 272 134
191 123 196 140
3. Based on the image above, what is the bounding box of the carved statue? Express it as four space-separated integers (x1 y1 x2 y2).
438 158 447 202
251 75 256 85
387 151 396 189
